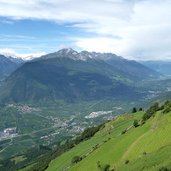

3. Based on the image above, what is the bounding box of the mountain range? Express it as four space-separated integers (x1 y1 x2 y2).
0 54 24 80
141 60 171 76
0 49 159 104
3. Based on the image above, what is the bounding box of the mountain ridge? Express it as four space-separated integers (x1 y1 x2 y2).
0 49 160 103
0 54 24 80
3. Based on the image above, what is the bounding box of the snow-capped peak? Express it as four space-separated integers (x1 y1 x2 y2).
57 48 78 55
0 52 19 59
34 48 125 62
0 53 24 64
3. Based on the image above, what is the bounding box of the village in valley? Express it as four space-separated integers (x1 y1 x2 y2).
0 127 17 141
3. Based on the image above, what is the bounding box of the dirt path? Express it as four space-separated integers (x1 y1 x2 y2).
121 132 148 160
0 138 13 153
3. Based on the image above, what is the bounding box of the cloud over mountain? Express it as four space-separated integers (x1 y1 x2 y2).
0 0 171 60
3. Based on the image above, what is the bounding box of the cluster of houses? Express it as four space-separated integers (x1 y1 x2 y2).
0 127 17 140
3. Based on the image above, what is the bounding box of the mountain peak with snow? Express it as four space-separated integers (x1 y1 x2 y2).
57 48 78 55
0 52 19 59
38 48 125 62
0 53 24 64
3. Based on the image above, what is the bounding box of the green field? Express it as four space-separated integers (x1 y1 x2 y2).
0 98 139 161
46 109 171 171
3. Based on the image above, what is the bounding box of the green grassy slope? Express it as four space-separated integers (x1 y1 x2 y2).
46 110 171 171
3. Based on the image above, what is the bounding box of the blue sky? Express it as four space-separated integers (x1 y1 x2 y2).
0 17 86 55
0 0 171 60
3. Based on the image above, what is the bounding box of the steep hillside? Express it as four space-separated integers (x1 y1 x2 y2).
0 54 24 80
40 49 159 81
141 60 171 76
45 102 171 171
0 49 159 103
104 56 159 81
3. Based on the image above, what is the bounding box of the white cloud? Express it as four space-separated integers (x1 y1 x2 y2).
0 0 171 60
74 37 121 53
0 48 16 55
0 0 134 21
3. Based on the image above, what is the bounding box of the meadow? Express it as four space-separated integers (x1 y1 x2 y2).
46 109 171 171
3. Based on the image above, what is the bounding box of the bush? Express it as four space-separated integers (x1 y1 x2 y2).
75 124 104 144
164 101 170 106
163 107 171 114
160 105 165 110
125 160 129 164
133 119 139 128
142 102 159 121
132 107 137 113
97 161 101 168
103 164 110 171
139 108 143 111
71 156 82 164
142 151 147 155
141 119 146 125
97 162 112 171
159 167 171 171
93 144 99 150
121 130 127 134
